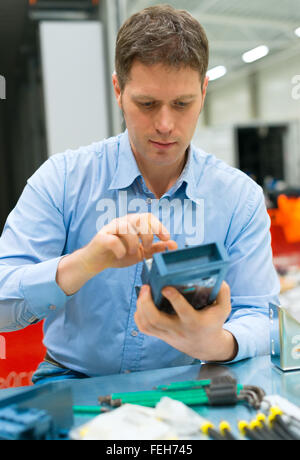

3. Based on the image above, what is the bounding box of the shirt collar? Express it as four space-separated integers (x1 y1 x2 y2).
109 130 200 204
109 130 142 191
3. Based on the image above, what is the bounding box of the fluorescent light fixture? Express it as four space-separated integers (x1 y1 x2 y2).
242 45 269 63
295 27 300 37
207 65 227 81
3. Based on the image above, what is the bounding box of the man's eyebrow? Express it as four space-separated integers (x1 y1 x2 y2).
131 94 197 101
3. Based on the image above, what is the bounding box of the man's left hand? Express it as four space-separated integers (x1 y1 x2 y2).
134 281 238 362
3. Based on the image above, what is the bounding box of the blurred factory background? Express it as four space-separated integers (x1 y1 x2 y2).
0 0 300 231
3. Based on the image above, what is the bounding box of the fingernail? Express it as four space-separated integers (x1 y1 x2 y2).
163 287 173 297
140 285 149 296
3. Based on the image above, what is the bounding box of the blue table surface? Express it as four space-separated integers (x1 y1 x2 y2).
0 355 300 438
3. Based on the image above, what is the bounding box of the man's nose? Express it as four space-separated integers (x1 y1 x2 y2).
154 106 175 135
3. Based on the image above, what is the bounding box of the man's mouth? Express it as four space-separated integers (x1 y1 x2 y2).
149 140 177 149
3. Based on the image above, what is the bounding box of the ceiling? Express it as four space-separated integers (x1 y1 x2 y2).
126 0 300 78
1 0 299 82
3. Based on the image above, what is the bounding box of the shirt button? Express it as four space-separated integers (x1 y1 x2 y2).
49 305 56 311
146 198 152 204
131 330 138 337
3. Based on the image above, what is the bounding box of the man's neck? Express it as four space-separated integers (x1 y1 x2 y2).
135 151 188 199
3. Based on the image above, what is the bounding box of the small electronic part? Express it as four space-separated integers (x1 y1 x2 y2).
0 382 74 440
138 242 229 314
0 405 54 440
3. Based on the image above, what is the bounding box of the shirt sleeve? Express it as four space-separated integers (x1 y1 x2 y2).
0 154 70 332
222 182 280 362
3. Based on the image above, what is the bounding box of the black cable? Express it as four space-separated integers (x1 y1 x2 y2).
271 421 293 441
257 422 281 441
273 417 299 441
207 427 226 441
244 427 264 441
222 428 237 441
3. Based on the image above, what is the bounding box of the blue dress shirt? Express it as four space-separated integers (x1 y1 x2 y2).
0 130 280 376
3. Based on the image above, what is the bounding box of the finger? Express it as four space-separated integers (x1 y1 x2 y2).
138 232 154 251
117 220 141 255
216 281 231 303
103 217 141 256
148 214 171 241
98 233 127 260
215 281 231 315
161 286 195 323
144 239 178 258
133 213 170 242
135 285 172 334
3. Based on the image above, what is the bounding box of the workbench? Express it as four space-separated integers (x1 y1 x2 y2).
0 355 299 440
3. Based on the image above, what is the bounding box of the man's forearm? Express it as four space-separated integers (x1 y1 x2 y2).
56 248 101 296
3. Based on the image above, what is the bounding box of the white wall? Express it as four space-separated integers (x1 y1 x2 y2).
39 21 109 156
192 124 236 167
192 49 300 183
205 51 300 127
208 79 252 126
258 55 300 122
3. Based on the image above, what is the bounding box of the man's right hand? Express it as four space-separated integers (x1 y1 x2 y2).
80 213 177 273
56 213 177 296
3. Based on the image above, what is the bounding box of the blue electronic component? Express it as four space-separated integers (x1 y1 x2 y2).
0 382 74 440
0 405 54 440
140 243 229 314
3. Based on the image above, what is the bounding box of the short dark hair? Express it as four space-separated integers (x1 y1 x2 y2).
115 4 209 91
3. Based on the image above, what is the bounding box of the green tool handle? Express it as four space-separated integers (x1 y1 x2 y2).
110 389 207 403
155 379 211 390
73 405 102 414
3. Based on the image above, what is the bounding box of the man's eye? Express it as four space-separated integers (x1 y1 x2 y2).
175 102 188 108
140 102 155 109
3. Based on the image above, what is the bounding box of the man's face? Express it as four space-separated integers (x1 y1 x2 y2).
113 61 208 167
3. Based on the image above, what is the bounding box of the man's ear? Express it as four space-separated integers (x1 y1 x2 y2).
112 71 122 109
202 76 209 101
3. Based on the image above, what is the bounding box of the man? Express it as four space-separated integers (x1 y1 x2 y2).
0 5 279 384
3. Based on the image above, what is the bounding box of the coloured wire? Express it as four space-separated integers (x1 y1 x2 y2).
255 413 281 441
219 421 237 440
238 421 264 441
201 422 225 441
269 407 299 441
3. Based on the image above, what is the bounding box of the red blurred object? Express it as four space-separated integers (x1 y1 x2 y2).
269 207 300 271
0 323 46 389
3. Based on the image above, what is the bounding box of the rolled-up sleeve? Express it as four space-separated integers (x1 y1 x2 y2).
223 182 280 362
0 153 69 332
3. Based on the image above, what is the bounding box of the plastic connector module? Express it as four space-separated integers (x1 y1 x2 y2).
138 243 229 314
0 405 54 440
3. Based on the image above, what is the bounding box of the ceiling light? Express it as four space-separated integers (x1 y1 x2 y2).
242 45 269 63
295 27 300 37
207 65 227 81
